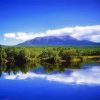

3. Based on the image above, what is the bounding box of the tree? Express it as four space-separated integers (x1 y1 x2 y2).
16 49 30 64
1 48 7 62
0 45 2 62
58 50 71 61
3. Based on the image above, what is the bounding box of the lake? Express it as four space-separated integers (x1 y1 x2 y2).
0 59 100 100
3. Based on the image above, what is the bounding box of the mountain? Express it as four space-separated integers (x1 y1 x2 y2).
18 35 100 46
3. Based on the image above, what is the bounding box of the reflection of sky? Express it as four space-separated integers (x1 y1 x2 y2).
1 66 100 85
0 66 100 100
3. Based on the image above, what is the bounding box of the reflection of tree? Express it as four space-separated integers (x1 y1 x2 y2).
61 62 82 69
0 61 83 76
0 67 2 77
0 58 98 77
5 62 34 74
41 61 82 73
1 62 7 71
0 62 7 77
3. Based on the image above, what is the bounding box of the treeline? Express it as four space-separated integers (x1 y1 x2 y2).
0 45 100 64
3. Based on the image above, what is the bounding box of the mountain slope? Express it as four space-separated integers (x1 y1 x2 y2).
18 35 100 46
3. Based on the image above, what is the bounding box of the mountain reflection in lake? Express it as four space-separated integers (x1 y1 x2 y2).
0 59 100 100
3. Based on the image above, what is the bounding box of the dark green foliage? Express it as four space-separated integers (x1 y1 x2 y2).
0 45 7 62
0 46 100 64
16 49 30 63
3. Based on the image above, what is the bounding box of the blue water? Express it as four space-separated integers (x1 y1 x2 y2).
0 63 100 100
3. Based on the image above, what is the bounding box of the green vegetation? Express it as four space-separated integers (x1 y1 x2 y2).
0 45 100 76
0 45 100 64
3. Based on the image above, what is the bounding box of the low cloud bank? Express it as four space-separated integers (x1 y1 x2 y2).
4 25 100 42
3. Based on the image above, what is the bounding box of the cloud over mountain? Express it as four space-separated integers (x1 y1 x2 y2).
4 25 100 42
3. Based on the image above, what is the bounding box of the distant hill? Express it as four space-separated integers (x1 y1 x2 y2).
18 35 100 46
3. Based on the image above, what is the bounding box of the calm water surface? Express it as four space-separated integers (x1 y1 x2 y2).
0 60 100 100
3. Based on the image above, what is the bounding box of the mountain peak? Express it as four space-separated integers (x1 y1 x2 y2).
18 35 99 46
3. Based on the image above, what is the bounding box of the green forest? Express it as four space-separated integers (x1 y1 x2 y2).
0 45 100 65
0 45 100 75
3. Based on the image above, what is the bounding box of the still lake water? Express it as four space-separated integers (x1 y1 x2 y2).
0 60 100 100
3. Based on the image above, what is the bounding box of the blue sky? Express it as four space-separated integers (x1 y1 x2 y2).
0 0 100 45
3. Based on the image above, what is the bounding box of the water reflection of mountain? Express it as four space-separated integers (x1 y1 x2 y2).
0 59 99 77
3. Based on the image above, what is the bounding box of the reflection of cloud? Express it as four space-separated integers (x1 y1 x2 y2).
46 67 100 84
3 66 100 85
4 73 46 80
3 25 100 42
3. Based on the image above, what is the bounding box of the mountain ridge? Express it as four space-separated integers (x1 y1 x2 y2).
18 35 100 46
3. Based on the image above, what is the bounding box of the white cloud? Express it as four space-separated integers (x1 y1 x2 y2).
4 33 16 38
4 32 45 41
90 35 100 42
3 66 100 85
3 25 100 42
